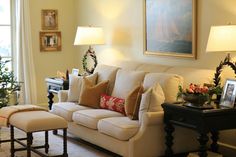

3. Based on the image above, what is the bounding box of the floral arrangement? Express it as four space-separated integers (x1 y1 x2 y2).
177 83 223 105
177 83 209 98
0 56 21 107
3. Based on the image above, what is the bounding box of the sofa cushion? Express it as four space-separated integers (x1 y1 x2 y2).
51 102 91 122
79 78 109 108
139 83 165 121
111 69 146 99
72 109 124 130
143 73 183 103
98 117 139 141
100 94 125 115
94 64 120 95
67 73 98 102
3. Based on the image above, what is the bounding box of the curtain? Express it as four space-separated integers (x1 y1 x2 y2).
12 0 37 104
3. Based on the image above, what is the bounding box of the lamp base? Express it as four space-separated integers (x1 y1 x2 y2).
82 46 98 74
214 53 236 87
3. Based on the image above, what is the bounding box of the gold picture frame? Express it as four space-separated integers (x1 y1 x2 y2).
41 9 58 30
144 0 197 59
39 31 61 52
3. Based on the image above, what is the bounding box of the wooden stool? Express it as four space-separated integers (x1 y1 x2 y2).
9 111 68 157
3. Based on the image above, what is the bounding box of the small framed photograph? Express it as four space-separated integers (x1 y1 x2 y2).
220 79 236 108
41 9 58 30
39 31 61 52
72 68 79 76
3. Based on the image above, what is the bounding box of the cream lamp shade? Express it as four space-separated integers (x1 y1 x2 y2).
206 25 236 52
74 26 105 45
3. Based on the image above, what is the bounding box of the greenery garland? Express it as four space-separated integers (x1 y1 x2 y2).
82 49 97 74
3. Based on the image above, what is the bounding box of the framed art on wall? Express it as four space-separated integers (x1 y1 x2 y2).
144 0 197 59
220 79 236 108
41 9 58 30
39 31 61 52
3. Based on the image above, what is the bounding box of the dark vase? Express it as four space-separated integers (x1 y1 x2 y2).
182 93 209 106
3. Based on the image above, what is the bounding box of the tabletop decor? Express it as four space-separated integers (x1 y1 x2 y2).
0 57 21 107
177 84 210 106
219 79 236 108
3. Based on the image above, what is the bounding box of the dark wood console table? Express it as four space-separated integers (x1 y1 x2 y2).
162 103 236 157
45 78 69 110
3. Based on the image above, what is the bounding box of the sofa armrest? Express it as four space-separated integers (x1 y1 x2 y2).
58 90 68 102
141 111 164 126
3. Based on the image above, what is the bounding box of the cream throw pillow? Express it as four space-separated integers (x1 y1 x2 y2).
67 73 98 102
79 77 109 108
139 83 165 121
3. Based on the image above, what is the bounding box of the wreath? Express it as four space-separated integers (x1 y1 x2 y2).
82 49 98 74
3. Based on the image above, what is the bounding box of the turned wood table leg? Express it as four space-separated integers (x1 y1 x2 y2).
10 125 14 157
47 92 54 110
211 130 219 152
63 128 68 157
45 131 49 153
164 122 175 156
197 133 209 157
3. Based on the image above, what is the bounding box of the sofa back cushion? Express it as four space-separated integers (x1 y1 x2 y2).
143 73 183 103
111 69 146 99
67 73 98 102
165 67 215 88
94 64 120 95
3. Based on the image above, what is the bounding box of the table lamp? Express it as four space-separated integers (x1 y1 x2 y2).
74 26 105 74
206 25 236 86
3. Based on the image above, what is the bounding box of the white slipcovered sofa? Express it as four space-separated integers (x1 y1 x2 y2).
51 61 216 157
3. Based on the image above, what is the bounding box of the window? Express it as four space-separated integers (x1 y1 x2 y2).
0 1 12 69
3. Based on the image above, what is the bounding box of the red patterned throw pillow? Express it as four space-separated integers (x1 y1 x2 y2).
100 94 125 115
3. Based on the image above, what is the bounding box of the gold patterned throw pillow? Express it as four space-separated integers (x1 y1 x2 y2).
125 86 143 120
79 77 109 108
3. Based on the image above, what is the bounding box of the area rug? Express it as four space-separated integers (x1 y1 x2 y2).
0 127 117 157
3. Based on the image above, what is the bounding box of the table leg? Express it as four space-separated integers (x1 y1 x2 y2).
47 92 54 110
211 130 219 152
164 122 175 156
197 133 209 157
10 125 14 157
45 131 49 153
63 128 68 157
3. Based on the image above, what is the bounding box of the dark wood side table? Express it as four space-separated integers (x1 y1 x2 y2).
45 78 69 110
162 103 236 157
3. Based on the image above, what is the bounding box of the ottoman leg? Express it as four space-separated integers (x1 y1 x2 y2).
45 131 49 153
63 128 68 157
10 125 15 157
27 133 32 157
53 129 58 135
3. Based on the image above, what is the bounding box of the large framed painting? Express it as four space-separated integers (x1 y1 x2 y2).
144 0 197 59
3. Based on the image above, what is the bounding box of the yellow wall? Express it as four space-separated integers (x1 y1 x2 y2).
29 0 236 104
29 0 78 105
75 0 236 70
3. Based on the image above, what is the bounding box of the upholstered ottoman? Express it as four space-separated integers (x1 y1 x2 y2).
9 111 68 157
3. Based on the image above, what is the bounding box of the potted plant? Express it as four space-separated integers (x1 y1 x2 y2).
0 56 21 108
